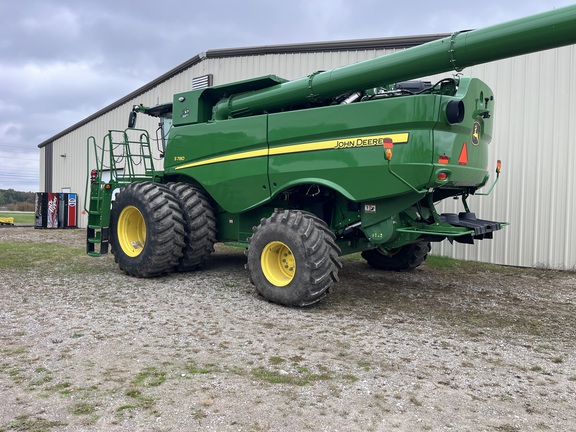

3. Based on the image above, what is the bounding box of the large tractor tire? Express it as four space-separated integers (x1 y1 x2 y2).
166 182 217 271
110 182 185 277
361 241 431 272
246 210 342 307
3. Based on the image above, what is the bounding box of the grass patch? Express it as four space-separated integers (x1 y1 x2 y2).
437 309 543 337
185 361 220 375
0 212 34 224
425 255 461 269
2 347 27 357
116 405 138 412
132 366 166 387
269 356 285 365
47 381 73 394
0 414 67 432
251 367 331 386
124 388 156 410
69 402 97 415
409 394 423 407
344 249 571 280
0 242 81 270
0 241 102 275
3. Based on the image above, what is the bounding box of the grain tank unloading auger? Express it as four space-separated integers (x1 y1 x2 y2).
86 5 576 306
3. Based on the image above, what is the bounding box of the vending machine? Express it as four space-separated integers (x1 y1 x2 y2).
58 193 77 228
47 193 59 228
34 192 77 228
34 192 44 228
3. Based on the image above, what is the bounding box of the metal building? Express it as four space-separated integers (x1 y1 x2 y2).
37 35 576 270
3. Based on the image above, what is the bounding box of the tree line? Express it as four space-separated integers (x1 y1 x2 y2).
0 189 35 211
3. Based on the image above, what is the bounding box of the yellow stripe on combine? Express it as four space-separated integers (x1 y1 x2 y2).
175 133 409 170
175 149 268 169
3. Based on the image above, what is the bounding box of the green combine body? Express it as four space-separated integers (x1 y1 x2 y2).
86 5 576 306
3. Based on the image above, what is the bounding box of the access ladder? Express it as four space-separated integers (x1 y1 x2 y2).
85 129 157 256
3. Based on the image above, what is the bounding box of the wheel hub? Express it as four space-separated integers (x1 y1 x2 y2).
261 241 295 287
117 205 146 257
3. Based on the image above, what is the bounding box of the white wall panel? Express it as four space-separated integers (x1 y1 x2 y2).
434 45 576 270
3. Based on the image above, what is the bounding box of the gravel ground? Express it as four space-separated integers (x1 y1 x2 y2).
1 227 576 431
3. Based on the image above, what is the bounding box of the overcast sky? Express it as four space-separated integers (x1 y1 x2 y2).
1 0 574 192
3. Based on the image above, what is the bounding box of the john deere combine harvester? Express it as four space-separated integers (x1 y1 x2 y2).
86 6 576 306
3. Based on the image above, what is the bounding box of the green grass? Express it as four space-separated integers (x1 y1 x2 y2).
425 255 461 269
132 367 167 387
342 250 499 274
124 388 156 410
69 402 97 415
0 414 67 432
0 241 105 275
251 367 332 386
0 212 34 224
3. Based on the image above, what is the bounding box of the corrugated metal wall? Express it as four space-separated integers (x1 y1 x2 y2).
433 45 576 270
45 44 576 269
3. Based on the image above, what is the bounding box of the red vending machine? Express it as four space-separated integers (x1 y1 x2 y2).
67 193 77 228
47 193 59 228
58 193 77 228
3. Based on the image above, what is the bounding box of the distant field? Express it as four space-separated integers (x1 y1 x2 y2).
0 211 34 224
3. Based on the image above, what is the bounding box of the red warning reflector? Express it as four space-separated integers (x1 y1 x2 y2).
496 160 502 173
458 142 468 165
438 155 449 164
437 172 448 181
383 138 394 149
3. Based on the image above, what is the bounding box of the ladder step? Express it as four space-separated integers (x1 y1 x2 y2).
87 252 101 257
88 237 101 244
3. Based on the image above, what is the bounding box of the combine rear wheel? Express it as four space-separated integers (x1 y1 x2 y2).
166 182 217 271
361 241 431 272
110 182 185 277
246 210 342 307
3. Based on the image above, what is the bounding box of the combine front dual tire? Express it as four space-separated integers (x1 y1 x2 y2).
361 241 431 272
110 182 185 277
246 210 342 307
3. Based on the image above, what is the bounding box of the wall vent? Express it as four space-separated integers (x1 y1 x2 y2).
192 74 213 89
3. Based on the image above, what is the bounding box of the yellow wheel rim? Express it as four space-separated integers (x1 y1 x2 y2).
117 205 146 257
261 241 295 287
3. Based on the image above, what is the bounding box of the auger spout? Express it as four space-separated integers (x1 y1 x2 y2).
212 5 576 120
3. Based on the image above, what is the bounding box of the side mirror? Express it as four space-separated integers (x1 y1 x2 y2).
128 111 137 128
